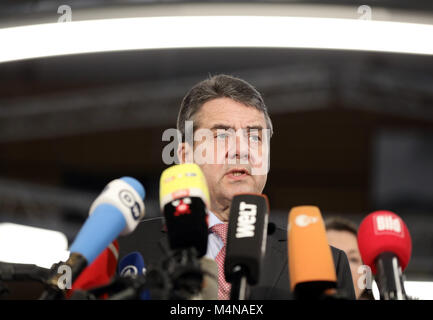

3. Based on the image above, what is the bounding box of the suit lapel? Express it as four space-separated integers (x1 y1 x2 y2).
250 227 290 299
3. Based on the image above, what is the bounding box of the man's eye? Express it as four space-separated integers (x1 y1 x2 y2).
249 135 261 142
216 132 229 139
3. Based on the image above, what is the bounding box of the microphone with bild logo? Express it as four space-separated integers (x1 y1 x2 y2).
357 210 412 300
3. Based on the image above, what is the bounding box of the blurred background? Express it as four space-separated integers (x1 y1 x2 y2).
0 0 432 299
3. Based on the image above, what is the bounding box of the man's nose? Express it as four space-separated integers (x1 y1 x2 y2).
227 133 249 162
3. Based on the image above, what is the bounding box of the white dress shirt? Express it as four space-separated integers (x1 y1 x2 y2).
205 211 225 259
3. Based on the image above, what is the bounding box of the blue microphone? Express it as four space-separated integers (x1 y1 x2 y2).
40 177 146 299
117 252 149 300
118 252 146 277
69 177 145 265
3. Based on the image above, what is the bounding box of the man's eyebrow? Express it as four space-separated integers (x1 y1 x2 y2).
247 125 264 131
209 124 235 131
208 124 264 131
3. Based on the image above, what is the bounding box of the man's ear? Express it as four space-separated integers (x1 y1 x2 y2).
177 142 194 164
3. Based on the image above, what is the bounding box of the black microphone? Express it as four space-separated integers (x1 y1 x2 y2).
225 193 270 300
105 266 171 300
0 262 51 300
0 262 50 283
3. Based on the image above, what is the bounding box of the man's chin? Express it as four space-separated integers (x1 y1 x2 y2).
223 183 256 198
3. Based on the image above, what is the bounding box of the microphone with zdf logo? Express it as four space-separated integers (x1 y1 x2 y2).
288 206 338 300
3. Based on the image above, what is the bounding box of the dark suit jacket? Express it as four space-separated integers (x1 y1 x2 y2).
118 217 356 300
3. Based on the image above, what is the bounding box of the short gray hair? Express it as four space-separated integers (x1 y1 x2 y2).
177 74 273 142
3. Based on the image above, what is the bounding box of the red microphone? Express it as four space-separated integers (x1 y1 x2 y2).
67 240 119 299
357 211 412 300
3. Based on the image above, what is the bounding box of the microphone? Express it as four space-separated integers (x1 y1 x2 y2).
93 251 150 300
0 262 50 283
118 251 149 299
67 240 119 299
288 206 337 300
224 193 269 300
357 210 412 300
118 252 146 278
40 177 145 299
104 251 170 300
159 163 211 299
159 163 210 257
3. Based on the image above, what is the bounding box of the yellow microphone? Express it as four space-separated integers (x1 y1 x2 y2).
159 163 210 257
160 163 210 210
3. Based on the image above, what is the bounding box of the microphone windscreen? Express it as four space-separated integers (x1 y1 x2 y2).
288 206 337 292
118 252 146 277
357 210 412 274
160 164 210 257
267 222 276 236
225 194 269 285
69 240 119 296
160 163 210 209
69 177 145 265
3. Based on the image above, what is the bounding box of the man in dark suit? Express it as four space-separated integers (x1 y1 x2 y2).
119 74 356 300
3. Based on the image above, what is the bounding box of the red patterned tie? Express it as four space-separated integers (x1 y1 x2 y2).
210 223 231 300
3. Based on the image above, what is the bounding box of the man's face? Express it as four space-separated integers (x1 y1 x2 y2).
179 97 269 221
326 230 363 299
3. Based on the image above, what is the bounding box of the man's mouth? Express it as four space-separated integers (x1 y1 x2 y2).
226 168 250 179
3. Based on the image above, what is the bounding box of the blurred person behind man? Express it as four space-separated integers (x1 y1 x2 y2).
325 217 375 300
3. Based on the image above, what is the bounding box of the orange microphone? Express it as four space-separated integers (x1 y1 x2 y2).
288 206 337 299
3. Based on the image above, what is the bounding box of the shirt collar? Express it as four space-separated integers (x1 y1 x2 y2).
208 210 223 229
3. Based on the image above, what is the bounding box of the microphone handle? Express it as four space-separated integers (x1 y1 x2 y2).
375 252 407 300
86 277 131 297
108 287 138 300
39 286 65 300
229 266 249 300
39 253 88 300
0 262 50 282
68 290 97 300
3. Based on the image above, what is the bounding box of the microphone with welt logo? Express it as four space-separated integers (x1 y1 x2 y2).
225 193 270 300
288 206 338 300
357 210 412 300
40 177 145 300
